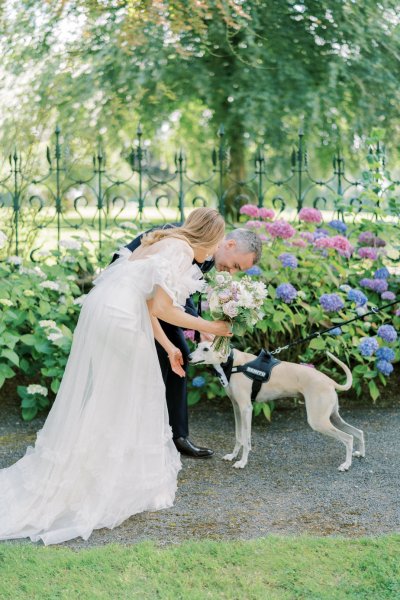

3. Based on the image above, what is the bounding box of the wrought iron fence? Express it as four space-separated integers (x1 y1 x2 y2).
1 124 399 258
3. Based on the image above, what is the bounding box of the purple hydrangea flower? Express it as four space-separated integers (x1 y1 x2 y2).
278 253 298 269
376 347 396 362
358 247 379 260
313 228 330 240
328 220 347 234
358 337 379 357
192 376 206 388
360 278 388 293
276 283 298 303
358 231 376 246
329 327 342 336
381 291 395 301
319 293 345 313
347 289 368 306
374 267 390 280
246 266 262 276
376 360 394 376
377 325 397 343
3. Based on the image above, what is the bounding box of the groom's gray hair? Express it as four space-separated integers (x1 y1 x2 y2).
225 229 262 263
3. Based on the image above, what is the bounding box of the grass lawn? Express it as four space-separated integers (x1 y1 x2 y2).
1 535 399 599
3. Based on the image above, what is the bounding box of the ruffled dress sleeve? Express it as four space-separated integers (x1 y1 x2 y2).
93 237 205 310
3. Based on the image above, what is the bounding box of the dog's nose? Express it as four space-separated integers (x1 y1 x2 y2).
188 354 193 362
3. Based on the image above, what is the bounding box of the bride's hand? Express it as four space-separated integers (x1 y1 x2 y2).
168 347 185 378
206 320 232 337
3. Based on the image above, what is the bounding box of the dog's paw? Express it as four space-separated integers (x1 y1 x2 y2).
338 462 350 472
233 460 247 469
353 450 364 458
223 453 237 461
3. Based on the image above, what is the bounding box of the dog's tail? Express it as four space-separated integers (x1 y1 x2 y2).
326 351 353 391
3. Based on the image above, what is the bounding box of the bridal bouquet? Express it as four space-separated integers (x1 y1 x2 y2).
206 271 267 357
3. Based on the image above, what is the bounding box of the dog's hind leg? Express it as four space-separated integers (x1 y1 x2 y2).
330 407 365 458
233 404 253 469
307 414 354 472
223 397 243 462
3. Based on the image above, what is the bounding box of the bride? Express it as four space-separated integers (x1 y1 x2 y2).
0 207 230 545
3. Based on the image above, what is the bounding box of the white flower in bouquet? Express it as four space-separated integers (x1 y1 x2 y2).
222 300 239 318
206 272 267 357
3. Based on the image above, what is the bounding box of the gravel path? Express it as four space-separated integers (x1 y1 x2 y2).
1 396 399 549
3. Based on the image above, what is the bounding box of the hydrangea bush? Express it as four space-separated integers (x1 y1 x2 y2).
189 204 399 409
0 231 131 420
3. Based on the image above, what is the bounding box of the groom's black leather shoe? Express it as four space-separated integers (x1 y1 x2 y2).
174 437 214 458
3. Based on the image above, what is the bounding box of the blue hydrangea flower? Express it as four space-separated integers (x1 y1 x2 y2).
376 347 396 362
313 229 329 240
278 253 298 269
319 293 345 313
339 284 352 293
347 289 368 306
246 266 262 276
381 291 396 301
329 327 342 336
374 267 390 280
192 376 206 388
276 283 298 303
376 360 394 376
377 325 397 343
358 337 379 357
328 219 347 234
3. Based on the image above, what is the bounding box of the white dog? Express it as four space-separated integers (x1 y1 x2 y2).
188 343 365 472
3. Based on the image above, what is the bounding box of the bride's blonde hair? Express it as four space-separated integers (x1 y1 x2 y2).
141 207 225 250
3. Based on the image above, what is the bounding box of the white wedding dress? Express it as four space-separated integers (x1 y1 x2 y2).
0 238 204 545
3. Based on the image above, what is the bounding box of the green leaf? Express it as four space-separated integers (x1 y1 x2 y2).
309 337 326 350
368 379 380 402
20 334 37 346
22 407 38 421
0 349 19 366
51 379 61 394
0 363 15 379
262 403 272 422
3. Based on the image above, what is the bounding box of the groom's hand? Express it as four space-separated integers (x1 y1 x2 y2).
168 348 185 378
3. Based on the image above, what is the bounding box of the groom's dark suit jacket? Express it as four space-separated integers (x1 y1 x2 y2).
111 224 214 439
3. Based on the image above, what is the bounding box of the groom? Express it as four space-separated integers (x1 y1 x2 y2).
112 225 262 458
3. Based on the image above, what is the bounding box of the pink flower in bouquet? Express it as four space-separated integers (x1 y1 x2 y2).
183 330 195 341
358 247 379 260
298 207 323 223
265 220 296 239
240 204 259 217
258 234 269 243
258 207 275 220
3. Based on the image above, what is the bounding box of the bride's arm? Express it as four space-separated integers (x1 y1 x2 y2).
147 300 185 377
151 286 231 337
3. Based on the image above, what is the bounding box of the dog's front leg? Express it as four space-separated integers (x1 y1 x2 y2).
223 396 242 461
233 404 253 469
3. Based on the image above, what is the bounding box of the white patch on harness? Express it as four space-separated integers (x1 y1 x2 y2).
214 364 229 388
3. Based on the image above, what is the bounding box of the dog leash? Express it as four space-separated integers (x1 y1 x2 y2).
270 298 400 356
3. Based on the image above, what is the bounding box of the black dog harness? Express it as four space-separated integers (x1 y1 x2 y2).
213 349 281 402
